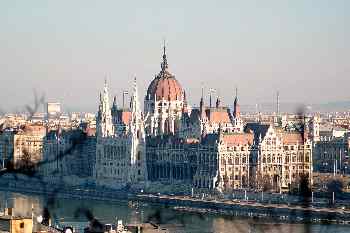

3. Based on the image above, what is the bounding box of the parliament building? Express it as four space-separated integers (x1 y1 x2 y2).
94 46 313 192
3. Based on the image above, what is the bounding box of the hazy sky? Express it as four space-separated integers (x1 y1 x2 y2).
0 0 349 113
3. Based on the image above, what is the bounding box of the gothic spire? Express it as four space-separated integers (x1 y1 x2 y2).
200 85 206 120
130 77 140 114
233 87 240 118
200 85 204 108
103 77 109 96
234 87 238 103
112 96 117 108
161 40 168 72
216 96 221 108
133 76 137 97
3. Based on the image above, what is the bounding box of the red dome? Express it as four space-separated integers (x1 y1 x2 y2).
147 71 183 101
146 48 183 101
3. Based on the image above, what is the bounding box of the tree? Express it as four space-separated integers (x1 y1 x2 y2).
299 173 311 197
327 178 343 195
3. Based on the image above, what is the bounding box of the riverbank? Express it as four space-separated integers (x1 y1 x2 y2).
135 194 350 225
0 176 130 203
1 176 350 225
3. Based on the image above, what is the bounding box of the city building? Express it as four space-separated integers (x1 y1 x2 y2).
313 132 350 174
40 127 96 184
0 125 45 170
0 214 33 233
46 102 61 120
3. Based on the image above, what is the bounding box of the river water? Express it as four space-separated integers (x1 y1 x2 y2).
1 190 350 233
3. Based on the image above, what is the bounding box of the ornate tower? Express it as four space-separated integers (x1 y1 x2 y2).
233 87 240 119
96 79 114 137
111 95 118 124
144 44 185 136
309 115 320 142
233 88 243 132
200 86 206 120
128 77 147 182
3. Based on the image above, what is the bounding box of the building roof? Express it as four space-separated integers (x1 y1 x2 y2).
146 72 183 101
282 132 303 144
205 107 232 124
222 133 254 146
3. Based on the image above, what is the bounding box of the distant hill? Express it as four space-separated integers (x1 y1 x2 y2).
240 101 350 113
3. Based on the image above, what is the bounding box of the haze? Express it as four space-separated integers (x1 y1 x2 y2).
0 0 349 113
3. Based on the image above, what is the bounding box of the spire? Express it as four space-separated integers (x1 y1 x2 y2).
200 85 204 109
133 76 138 98
216 89 221 108
234 87 238 104
216 96 221 108
233 87 240 118
201 84 204 100
161 40 168 72
103 77 109 95
208 88 216 108
218 123 223 141
112 96 117 108
130 77 140 116
200 85 206 120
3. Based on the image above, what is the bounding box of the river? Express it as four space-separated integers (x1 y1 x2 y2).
1 190 350 233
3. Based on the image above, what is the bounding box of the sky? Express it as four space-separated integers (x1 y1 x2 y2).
0 0 349 113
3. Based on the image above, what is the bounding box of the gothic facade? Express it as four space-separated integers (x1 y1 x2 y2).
94 79 147 188
145 123 313 192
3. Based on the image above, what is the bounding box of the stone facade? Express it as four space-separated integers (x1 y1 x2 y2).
145 123 313 192
0 125 45 170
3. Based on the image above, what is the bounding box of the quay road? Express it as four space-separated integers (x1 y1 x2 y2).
2 177 350 224
135 194 350 224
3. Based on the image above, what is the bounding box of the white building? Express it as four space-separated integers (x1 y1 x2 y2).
95 78 147 188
